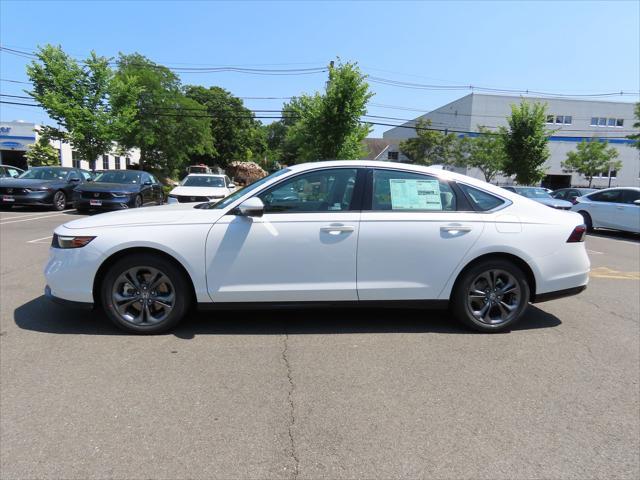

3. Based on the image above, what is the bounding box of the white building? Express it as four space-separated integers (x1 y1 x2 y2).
382 94 639 189
0 120 140 171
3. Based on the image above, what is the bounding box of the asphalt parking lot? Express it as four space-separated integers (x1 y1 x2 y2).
1 206 638 480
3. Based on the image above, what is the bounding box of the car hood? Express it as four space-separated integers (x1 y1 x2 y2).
0 178 62 188
532 197 573 208
170 186 228 197
77 182 140 193
63 203 225 229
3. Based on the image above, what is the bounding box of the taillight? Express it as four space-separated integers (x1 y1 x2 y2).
567 225 586 243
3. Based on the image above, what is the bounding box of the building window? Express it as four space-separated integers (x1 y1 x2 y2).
563 116 572 124
387 151 399 161
546 115 555 124
598 117 607 126
607 118 616 127
609 170 617 178
126 157 130 168
616 118 624 127
590 117 598 126
114 156 121 169
71 151 81 169
102 155 109 170
555 115 564 124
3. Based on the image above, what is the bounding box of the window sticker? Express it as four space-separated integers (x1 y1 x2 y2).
389 179 442 210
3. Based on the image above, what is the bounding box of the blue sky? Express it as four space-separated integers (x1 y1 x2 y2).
1 0 638 136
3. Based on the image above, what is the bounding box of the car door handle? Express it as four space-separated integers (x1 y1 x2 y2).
320 225 355 235
441 225 472 234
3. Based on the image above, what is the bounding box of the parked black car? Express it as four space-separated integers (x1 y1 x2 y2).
551 187 597 204
0 166 92 210
73 170 164 213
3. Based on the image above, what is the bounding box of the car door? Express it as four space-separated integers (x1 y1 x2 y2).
148 174 162 203
618 190 640 233
587 189 624 229
357 168 484 301
205 167 363 302
140 172 154 205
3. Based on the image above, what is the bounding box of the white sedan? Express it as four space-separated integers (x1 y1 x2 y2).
167 174 235 204
44 161 590 334
571 187 640 234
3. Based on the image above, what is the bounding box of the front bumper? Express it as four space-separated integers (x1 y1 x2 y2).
45 285 94 309
74 196 134 211
0 191 56 206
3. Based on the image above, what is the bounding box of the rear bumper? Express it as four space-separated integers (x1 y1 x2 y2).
45 285 94 309
533 285 587 303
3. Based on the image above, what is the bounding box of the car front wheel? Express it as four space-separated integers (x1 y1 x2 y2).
451 259 530 333
101 254 191 334
52 191 66 211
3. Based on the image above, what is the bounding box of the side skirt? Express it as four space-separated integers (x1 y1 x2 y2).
197 300 449 311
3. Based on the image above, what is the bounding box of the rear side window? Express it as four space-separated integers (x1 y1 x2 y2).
372 169 456 211
458 183 505 211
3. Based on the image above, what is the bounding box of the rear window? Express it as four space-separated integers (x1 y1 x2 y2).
458 183 505 211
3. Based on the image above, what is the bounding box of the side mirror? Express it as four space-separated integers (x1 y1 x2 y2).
228 183 236 189
69 177 80 182
237 197 264 217
143 180 152 186
634 199 640 206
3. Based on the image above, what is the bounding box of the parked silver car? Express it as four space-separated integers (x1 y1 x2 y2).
571 187 640 233
502 186 573 210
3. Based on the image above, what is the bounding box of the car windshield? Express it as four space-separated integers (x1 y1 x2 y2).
516 187 552 199
94 171 141 184
199 168 290 209
18 168 70 180
183 176 225 187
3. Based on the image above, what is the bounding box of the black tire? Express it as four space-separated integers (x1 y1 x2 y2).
101 253 192 334
578 211 593 232
451 258 530 333
133 195 143 208
52 190 66 211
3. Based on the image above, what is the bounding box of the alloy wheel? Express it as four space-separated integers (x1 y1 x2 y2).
467 269 522 325
54 191 66 210
111 266 175 325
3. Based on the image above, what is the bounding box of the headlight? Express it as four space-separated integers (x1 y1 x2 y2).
168 194 177 199
111 192 131 198
208 195 224 200
25 187 52 193
51 234 96 249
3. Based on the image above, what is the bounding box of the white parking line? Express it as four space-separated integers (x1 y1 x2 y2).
0 212 73 225
587 249 604 255
27 235 53 244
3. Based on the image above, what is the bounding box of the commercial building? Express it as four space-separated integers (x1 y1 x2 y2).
0 120 140 171
382 94 639 189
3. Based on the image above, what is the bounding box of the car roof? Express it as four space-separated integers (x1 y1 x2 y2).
185 173 225 177
588 186 640 192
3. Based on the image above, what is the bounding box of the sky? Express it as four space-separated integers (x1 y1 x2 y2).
1 0 638 137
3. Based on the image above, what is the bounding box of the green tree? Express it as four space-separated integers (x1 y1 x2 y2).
185 85 265 168
399 119 462 166
454 127 506 182
25 135 60 166
562 139 622 187
111 53 213 176
629 102 640 149
26 44 135 168
501 101 550 185
284 61 373 161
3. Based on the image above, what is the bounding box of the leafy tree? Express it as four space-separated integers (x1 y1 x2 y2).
284 61 373 161
562 139 622 187
111 53 213 175
26 44 135 168
629 102 640 149
454 127 506 182
25 135 60 166
399 118 462 166
501 101 550 185
185 86 266 168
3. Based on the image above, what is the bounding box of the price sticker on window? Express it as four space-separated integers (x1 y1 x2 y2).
389 179 442 210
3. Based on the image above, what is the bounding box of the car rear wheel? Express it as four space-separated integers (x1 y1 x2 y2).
451 259 530 333
52 191 66 211
101 254 191 334
578 211 593 232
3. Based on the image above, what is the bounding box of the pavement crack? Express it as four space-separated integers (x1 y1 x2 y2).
281 331 300 479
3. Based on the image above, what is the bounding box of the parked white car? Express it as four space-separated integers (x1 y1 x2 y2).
45 161 590 334
167 174 235 204
571 187 640 234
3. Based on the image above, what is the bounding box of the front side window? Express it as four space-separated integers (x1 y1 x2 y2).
589 190 623 203
259 168 358 213
458 183 505 211
67 171 80 181
80 170 92 181
622 190 640 204
372 169 456 211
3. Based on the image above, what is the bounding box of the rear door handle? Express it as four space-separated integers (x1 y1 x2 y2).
441 225 472 234
321 225 355 235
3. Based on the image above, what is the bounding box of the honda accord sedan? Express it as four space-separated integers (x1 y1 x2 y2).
45 161 590 334
73 170 164 213
0 166 92 210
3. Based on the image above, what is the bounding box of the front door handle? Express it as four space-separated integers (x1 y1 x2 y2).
441 225 472 234
320 225 355 235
